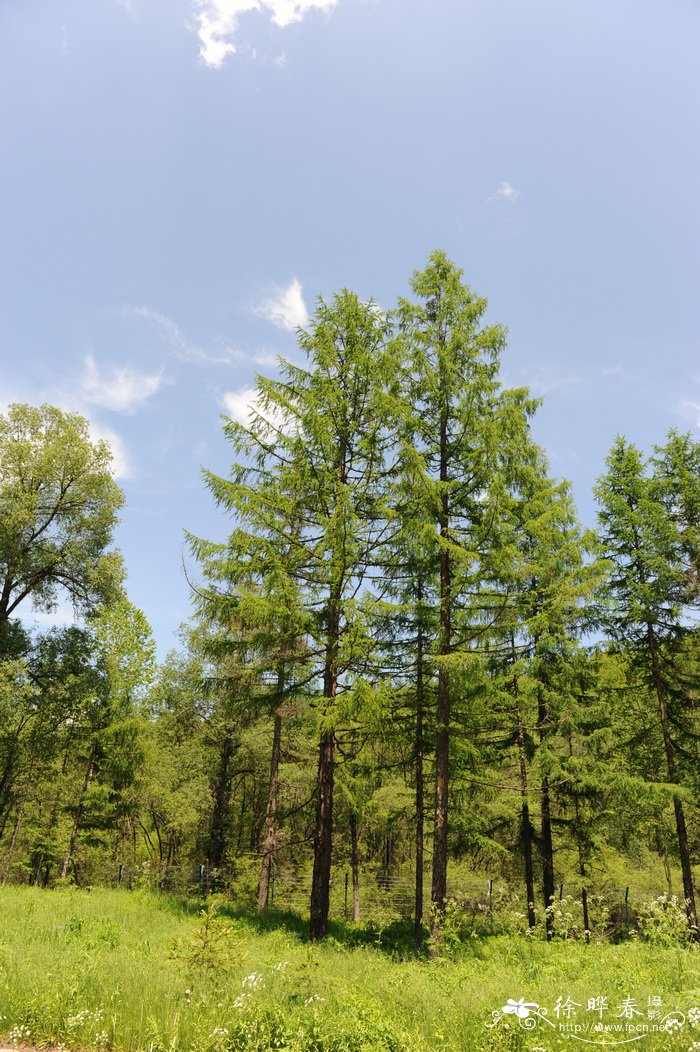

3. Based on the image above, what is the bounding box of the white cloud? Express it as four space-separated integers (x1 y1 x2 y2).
0 383 131 480
87 420 131 479
79 353 163 415
495 180 520 202
255 278 309 331
194 0 338 69
222 385 292 435
222 385 260 425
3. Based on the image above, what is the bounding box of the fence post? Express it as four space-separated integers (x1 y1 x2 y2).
118 863 124 884
199 863 205 898
345 871 349 919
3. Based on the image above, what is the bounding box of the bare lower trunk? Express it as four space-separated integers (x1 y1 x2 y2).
310 730 334 940
310 594 340 942
430 672 449 946
541 777 555 940
414 612 425 949
573 795 590 941
60 739 96 880
514 666 536 929
2 787 28 884
258 704 283 912
647 626 698 937
350 812 360 922
537 681 555 940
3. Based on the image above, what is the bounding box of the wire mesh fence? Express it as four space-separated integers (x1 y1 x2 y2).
87 858 670 940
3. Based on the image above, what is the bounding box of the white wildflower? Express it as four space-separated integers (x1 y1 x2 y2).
241 971 264 990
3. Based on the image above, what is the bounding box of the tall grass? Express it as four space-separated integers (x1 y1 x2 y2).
0 886 698 1050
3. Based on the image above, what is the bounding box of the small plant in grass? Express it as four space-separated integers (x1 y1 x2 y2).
8 1023 32 1046
171 898 245 980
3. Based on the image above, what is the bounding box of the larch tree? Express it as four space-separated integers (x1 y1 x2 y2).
190 291 395 940
595 435 699 936
393 251 537 946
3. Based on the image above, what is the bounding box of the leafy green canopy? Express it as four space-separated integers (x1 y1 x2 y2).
0 403 124 640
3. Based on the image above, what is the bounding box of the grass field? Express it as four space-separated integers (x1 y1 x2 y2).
1 886 700 1051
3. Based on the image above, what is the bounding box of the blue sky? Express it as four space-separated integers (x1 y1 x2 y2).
1 0 698 656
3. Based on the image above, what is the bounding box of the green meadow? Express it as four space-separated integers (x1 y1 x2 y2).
1 887 699 1052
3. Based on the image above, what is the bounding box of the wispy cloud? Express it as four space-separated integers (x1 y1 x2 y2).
116 0 139 21
254 278 309 331
123 306 277 366
194 0 338 69
680 400 700 430
79 353 164 415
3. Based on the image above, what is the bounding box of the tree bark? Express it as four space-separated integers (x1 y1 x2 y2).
414 602 425 949
573 794 590 941
310 730 334 939
258 691 283 912
310 601 339 941
514 670 536 929
647 625 699 936
537 683 555 939
350 811 360 922
430 391 451 951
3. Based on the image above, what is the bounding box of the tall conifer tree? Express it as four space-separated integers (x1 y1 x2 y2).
191 291 393 939
394 251 537 944
596 436 699 936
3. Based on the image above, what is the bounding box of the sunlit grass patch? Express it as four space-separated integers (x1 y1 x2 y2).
0 886 699 1051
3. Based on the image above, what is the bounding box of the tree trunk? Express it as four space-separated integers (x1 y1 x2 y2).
430 400 451 951
310 604 339 941
350 811 360 922
573 795 590 941
60 739 96 880
310 730 334 939
513 663 536 929
1 781 30 884
540 779 555 939
414 604 425 949
647 625 699 937
258 693 283 912
537 682 555 939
